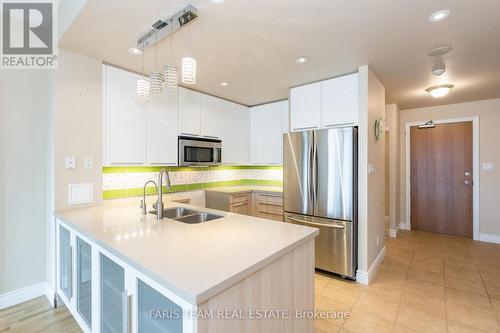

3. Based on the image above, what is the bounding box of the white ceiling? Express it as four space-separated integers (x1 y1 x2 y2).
59 0 500 109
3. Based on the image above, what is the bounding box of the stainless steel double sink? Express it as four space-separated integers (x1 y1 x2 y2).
148 207 224 224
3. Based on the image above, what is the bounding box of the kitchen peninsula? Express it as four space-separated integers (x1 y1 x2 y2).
55 197 318 333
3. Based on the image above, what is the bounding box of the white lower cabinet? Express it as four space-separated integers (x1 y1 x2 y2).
56 219 193 333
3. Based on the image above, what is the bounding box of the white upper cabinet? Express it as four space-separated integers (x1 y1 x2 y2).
221 102 250 165
290 82 322 131
289 73 359 132
200 94 224 139
281 100 289 134
250 102 282 165
321 73 359 127
178 87 201 137
104 65 146 165
146 88 178 165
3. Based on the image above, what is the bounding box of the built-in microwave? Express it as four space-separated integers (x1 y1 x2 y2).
178 136 222 166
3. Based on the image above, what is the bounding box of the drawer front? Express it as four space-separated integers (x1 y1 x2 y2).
256 209 283 221
254 192 283 205
230 193 251 204
230 201 251 215
256 202 283 214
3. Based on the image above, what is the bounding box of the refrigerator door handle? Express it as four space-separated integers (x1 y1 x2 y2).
312 132 318 205
287 216 346 229
308 132 314 204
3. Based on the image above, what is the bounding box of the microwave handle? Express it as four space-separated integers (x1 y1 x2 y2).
214 148 221 163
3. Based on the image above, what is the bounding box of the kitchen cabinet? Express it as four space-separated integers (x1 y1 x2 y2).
230 192 252 215
56 219 193 333
250 101 282 165
219 102 250 165
290 82 322 131
100 254 125 333
137 279 183 333
281 100 289 134
321 73 359 127
59 225 72 301
178 87 201 137
76 237 92 329
146 88 178 165
289 73 359 132
253 192 284 221
200 94 224 139
104 65 146 165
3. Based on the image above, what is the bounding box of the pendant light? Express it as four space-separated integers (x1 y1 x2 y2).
149 31 164 96
182 26 197 84
164 20 179 89
137 42 150 100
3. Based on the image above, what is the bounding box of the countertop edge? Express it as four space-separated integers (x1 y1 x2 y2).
54 211 318 305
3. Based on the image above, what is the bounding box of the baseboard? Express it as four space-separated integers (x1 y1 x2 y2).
399 221 410 230
389 222 399 238
0 282 48 309
479 233 500 244
356 246 386 285
44 284 56 308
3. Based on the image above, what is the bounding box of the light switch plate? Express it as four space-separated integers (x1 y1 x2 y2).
65 156 76 169
482 163 494 171
68 183 93 204
83 157 93 169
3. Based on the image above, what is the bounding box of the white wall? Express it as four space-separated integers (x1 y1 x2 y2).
385 104 400 233
53 49 103 211
0 70 51 295
399 98 500 241
357 66 386 281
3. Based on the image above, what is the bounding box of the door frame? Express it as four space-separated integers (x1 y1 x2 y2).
403 116 480 240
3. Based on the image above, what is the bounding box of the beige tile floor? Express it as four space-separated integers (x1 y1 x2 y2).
315 230 500 333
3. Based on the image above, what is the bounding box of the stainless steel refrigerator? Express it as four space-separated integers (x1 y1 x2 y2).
283 127 357 279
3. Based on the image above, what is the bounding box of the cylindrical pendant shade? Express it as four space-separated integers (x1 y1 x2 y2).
164 64 178 89
150 72 164 95
137 78 150 100
182 57 196 85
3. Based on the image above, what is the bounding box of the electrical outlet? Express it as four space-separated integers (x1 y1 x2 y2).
84 157 93 169
65 156 76 169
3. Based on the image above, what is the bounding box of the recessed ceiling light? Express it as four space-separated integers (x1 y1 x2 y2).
426 84 454 98
211 0 227 4
296 56 309 64
220 82 229 86
428 9 450 23
128 47 143 55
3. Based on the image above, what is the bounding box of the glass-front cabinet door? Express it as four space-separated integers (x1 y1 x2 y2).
59 225 72 300
137 279 183 333
76 237 92 329
100 254 126 333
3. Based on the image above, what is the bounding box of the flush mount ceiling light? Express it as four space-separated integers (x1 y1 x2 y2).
426 84 454 98
296 56 309 64
427 44 453 57
128 47 143 55
428 9 450 22
220 82 229 86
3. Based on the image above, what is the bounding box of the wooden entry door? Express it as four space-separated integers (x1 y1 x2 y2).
410 122 473 237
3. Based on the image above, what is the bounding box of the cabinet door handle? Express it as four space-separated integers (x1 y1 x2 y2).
258 202 283 207
231 202 248 208
258 210 283 216
122 291 131 333
324 122 355 128
292 125 318 131
257 193 282 198
69 245 73 299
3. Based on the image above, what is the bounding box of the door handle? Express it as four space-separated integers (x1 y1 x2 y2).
463 180 473 185
287 216 345 229
69 245 73 299
122 291 131 333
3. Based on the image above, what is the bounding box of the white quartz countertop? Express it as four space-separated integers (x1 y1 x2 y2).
204 185 283 194
54 197 316 305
